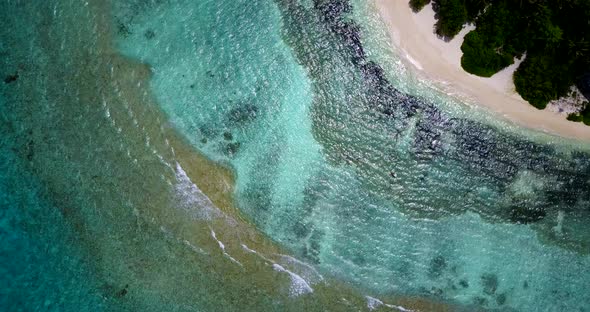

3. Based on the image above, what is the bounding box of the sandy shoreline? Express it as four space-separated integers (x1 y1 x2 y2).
374 1 590 141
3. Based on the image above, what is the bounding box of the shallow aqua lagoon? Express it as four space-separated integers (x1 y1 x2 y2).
2 0 590 311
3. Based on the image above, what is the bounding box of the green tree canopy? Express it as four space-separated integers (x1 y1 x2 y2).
410 0 590 119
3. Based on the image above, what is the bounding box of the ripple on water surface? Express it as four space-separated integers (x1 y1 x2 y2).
116 0 590 310
2 0 590 311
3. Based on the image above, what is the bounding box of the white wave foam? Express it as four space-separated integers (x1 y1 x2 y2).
155 153 172 170
210 229 225 250
404 52 423 71
553 210 565 235
242 244 319 297
276 254 324 283
242 246 321 292
241 243 273 263
183 239 208 255
366 296 414 312
159 226 208 256
210 229 242 267
272 263 313 297
159 225 173 238
241 243 257 254
174 162 221 220
366 296 384 310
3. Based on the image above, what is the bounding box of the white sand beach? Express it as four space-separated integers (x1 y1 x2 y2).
374 1 590 140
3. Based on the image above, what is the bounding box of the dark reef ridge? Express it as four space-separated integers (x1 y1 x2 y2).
274 0 590 251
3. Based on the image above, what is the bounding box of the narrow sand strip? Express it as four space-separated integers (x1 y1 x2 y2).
374 1 590 141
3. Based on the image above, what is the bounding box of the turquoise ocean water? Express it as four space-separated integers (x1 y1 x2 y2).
2 0 590 311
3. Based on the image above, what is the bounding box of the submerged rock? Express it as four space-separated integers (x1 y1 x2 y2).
496 293 507 305
116 21 132 37
428 255 447 279
292 221 311 239
429 286 444 297
509 205 546 224
25 139 34 161
481 273 498 295
303 230 323 264
115 284 129 298
144 29 155 39
473 296 487 306
228 104 259 124
359 61 388 88
224 142 241 156
333 21 365 63
4 72 18 84
223 131 233 141
315 0 351 23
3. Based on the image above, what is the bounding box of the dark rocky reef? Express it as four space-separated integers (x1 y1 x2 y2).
144 29 155 40
314 0 351 23
228 104 259 125
302 0 590 230
428 255 447 279
4 72 18 84
510 205 547 224
480 273 498 295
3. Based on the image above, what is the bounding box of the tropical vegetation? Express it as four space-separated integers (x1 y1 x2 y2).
409 0 590 117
